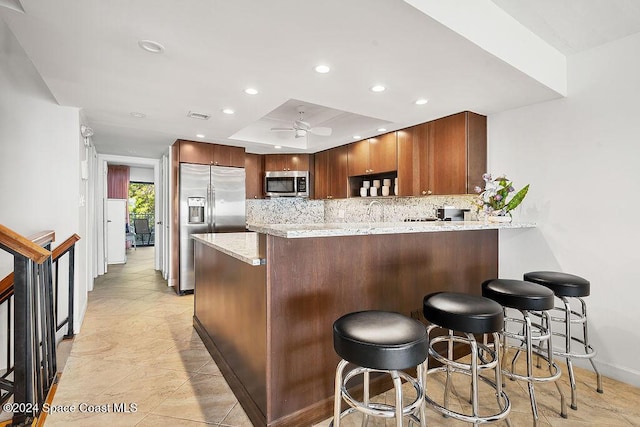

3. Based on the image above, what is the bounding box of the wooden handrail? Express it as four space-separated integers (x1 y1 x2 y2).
52 234 81 261
0 224 52 264
0 272 14 300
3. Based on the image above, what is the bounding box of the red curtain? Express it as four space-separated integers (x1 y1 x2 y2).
108 165 130 223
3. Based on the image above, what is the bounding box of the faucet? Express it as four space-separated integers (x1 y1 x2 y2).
367 200 383 227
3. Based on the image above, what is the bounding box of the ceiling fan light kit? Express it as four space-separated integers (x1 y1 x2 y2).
270 106 332 140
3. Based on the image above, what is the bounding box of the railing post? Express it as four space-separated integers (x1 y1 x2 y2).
65 245 75 339
12 255 35 425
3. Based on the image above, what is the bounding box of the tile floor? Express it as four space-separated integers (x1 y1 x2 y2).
41 247 639 426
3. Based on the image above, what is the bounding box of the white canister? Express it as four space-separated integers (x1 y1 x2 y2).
394 177 398 184
370 186 378 197
383 178 392 187
360 187 368 197
394 185 398 196
381 185 390 196
372 179 381 188
362 180 371 189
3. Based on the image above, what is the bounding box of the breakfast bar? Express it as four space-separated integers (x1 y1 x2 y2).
192 221 534 427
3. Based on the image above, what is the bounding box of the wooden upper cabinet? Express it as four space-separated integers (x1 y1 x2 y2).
245 153 264 199
178 140 211 165
396 123 430 196
212 144 245 167
315 146 348 199
264 154 311 171
347 133 397 176
396 112 486 196
177 140 245 167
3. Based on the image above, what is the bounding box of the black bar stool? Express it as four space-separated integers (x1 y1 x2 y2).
523 271 603 410
482 279 567 424
331 310 428 427
422 292 511 425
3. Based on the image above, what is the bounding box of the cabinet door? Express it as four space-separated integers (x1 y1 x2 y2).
328 145 348 199
429 113 468 195
368 132 397 174
264 154 286 171
178 140 212 165
397 124 430 196
245 153 264 199
347 139 370 176
288 154 310 171
212 144 245 167
314 150 330 199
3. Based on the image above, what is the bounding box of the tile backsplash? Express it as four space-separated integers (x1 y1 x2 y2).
246 195 478 224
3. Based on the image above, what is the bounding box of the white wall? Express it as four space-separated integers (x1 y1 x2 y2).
0 19 87 333
489 32 640 386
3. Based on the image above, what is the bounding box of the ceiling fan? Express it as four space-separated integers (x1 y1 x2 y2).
270 106 332 138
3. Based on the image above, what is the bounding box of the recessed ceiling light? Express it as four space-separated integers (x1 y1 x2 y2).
196 134 205 138
130 112 146 118
370 85 386 93
353 135 361 139
415 98 429 105
315 64 330 74
244 88 258 95
221 108 235 115
138 40 165 54
377 128 387 132
274 145 282 149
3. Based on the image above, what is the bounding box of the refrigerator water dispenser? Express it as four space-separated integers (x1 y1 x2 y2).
188 197 205 224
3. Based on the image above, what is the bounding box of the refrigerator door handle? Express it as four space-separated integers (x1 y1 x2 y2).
210 184 216 232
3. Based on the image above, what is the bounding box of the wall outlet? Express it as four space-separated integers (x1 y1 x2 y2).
338 209 345 218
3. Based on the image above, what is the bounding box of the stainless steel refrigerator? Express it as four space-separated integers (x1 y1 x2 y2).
179 163 246 294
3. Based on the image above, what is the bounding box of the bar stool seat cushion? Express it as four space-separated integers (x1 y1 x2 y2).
482 279 554 311
523 271 590 297
423 292 503 334
333 311 428 371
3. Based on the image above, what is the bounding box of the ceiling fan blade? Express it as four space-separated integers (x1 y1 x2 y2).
270 127 295 131
309 127 332 136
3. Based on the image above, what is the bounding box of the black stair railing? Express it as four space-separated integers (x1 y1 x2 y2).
0 225 79 426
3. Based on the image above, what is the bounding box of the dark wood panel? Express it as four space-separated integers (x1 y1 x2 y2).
212 144 245 167
265 230 498 424
194 242 268 417
313 150 329 199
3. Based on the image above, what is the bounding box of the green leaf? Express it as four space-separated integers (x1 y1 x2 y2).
506 184 529 212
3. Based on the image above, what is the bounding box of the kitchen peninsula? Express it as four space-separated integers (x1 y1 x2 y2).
192 221 534 426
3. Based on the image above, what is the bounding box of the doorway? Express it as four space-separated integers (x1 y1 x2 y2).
129 181 155 247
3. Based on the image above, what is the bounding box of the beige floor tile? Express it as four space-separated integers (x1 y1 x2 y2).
150 373 237 424
219 401 253 426
136 413 217 426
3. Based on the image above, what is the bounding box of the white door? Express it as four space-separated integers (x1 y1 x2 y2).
106 198 127 264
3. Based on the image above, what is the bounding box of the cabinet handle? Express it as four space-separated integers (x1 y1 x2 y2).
421 190 433 195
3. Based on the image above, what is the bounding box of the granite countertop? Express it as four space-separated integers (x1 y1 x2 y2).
247 220 536 239
191 232 264 266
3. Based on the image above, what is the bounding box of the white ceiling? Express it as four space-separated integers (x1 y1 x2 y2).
2 0 639 158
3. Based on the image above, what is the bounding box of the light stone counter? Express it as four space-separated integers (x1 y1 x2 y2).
247 220 536 239
191 232 264 266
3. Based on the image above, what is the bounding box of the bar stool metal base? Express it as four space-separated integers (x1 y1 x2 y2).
549 296 603 409
330 359 426 427
425 326 511 425
501 310 568 421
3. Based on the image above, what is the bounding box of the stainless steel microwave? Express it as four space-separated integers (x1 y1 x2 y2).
264 171 309 197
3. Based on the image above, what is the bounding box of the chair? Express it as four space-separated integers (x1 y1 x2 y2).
133 218 153 246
